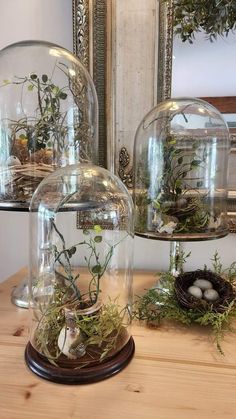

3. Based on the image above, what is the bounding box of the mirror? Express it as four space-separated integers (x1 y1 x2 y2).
158 0 236 232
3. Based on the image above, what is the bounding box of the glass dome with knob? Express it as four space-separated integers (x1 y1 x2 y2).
0 40 98 209
25 163 135 384
134 97 230 242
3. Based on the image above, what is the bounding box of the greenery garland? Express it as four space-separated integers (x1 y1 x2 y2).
133 252 236 354
164 0 236 43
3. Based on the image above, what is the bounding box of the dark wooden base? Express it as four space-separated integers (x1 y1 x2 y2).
25 337 135 384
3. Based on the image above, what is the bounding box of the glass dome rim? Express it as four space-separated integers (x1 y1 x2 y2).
29 162 134 212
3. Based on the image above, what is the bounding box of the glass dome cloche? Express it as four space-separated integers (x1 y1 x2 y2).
0 40 98 208
25 163 134 384
133 97 230 241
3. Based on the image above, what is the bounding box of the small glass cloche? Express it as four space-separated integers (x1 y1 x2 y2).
133 97 230 241
0 40 98 208
25 163 134 384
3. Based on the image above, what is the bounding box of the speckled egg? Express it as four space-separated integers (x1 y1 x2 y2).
187 285 203 299
193 279 213 291
203 289 219 302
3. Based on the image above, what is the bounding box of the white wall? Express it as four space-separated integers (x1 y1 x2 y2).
0 1 235 281
0 0 73 280
1 209 235 282
172 31 236 97
0 0 73 51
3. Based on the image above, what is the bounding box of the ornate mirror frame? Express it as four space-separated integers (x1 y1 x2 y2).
72 0 174 174
72 0 107 168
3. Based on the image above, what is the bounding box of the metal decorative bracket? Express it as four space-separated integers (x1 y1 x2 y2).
118 147 133 189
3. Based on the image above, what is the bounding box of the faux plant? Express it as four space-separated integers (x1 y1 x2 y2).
0 63 93 203
133 252 236 354
33 223 130 365
152 132 209 234
51 222 114 306
8 71 68 153
163 0 236 43
3 63 90 159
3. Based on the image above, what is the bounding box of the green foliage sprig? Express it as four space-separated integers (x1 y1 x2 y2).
133 252 236 354
34 300 129 364
51 221 115 307
4 67 69 154
164 0 236 43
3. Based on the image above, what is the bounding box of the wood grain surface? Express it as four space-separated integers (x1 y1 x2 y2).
1 268 236 419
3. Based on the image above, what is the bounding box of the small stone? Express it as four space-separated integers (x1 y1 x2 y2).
187 285 203 299
193 279 213 291
204 289 219 302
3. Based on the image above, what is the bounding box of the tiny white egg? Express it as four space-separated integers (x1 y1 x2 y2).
193 279 213 291
204 289 219 302
187 285 203 299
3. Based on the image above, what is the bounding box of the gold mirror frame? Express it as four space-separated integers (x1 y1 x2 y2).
72 0 174 174
72 0 107 168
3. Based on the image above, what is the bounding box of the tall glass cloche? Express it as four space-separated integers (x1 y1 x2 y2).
25 163 134 384
134 98 230 242
0 40 98 208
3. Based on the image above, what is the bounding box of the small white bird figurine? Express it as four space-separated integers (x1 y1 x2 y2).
58 325 85 359
6 155 21 166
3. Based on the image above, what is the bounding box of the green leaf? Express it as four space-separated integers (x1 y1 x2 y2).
67 246 76 257
52 86 60 95
59 92 67 100
92 264 102 274
191 160 201 168
42 74 48 83
27 84 34 91
30 74 37 80
176 187 182 195
94 225 102 233
19 133 27 139
3 79 10 85
94 236 102 243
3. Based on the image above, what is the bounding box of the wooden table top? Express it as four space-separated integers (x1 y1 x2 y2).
1 268 236 419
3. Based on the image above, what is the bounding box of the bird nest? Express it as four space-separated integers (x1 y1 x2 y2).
174 269 235 313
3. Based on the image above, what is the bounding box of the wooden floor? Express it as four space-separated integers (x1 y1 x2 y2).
1 267 236 419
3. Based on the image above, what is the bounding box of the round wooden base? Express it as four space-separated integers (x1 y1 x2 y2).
25 337 135 384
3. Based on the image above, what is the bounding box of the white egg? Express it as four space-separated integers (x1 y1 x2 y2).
187 285 203 299
204 289 219 302
193 279 213 291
